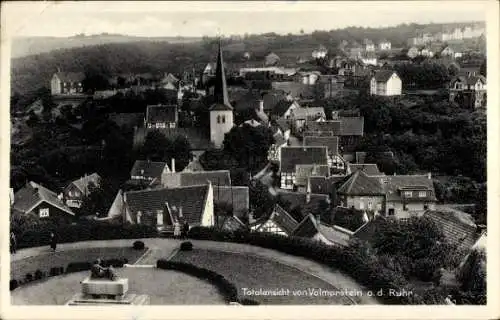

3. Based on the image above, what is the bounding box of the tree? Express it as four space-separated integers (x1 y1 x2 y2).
249 180 275 219
479 59 486 77
78 179 116 217
223 123 274 173
139 131 192 171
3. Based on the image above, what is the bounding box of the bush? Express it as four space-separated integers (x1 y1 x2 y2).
10 280 18 291
66 262 92 273
102 258 126 268
180 241 193 251
49 267 64 276
412 258 441 282
34 269 44 280
156 259 242 303
133 240 145 250
25 273 33 282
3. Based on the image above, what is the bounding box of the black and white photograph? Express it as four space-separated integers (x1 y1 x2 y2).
1 1 498 319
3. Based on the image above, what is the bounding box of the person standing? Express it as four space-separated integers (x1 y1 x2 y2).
182 221 190 240
10 232 17 254
173 221 181 239
50 232 58 252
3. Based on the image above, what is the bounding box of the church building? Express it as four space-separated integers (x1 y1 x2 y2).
209 40 234 148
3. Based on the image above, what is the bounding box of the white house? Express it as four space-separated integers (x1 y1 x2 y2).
370 70 402 96
378 40 392 51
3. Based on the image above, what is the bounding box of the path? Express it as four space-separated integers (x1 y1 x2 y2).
11 238 379 304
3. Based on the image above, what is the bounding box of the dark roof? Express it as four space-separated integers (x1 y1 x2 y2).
263 91 287 111
293 214 319 238
337 170 385 196
340 117 364 136
303 136 339 155
277 190 330 218
13 181 74 216
125 185 210 226
295 165 330 187
273 131 287 146
151 128 210 150
318 224 352 247
209 103 234 111
272 100 296 116
220 215 247 232
70 173 101 195
54 72 85 83
382 175 437 202
275 117 293 132
211 39 233 110
424 209 479 251
213 186 249 219
259 204 299 235
347 163 382 176
180 170 231 187
452 75 487 86
308 176 338 195
353 216 387 242
373 70 396 82
146 105 178 124
130 160 169 179
280 146 328 173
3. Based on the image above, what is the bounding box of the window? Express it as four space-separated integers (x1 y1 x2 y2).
404 191 412 198
217 115 221 123
400 218 410 223
359 202 365 210
388 208 395 216
418 191 427 198
69 191 73 197
424 204 429 210
170 123 176 128
403 204 408 211
39 208 49 218
222 115 226 123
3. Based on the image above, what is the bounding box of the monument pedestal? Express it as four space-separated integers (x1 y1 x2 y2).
66 276 150 305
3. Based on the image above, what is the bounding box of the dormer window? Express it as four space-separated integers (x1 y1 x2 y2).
418 191 427 198
403 191 412 198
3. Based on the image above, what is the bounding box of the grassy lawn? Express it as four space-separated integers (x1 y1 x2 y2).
170 248 353 305
11 268 225 305
11 247 146 280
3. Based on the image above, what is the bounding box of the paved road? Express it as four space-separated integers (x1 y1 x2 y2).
11 238 380 304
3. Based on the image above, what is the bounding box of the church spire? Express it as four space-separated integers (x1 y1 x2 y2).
211 38 232 110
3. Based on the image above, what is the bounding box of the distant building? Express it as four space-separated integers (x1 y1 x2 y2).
51 72 85 95
449 75 487 109
145 105 178 129
336 170 386 215
312 45 328 59
130 160 171 183
251 204 299 237
364 39 375 52
406 46 420 59
370 70 402 96
378 40 392 51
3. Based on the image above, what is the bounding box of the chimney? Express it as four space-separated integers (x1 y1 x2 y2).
171 158 176 173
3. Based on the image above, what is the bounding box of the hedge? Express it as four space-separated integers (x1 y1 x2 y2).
133 240 145 250
180 241 193 251
187 226 421 304
16 222 157 249
157 259 259 305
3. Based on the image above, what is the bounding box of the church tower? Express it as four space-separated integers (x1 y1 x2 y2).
209 39 234 148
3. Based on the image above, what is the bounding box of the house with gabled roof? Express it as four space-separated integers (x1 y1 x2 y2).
51 71 85 95
213 186 249 220
217 215 247 232
12 181 75 223
307 175 346 196
449 75 487 109
303 135 344 171
130 160 170 183
302 121 341 137
378 40 391 51
63 173 101 208
145 104 178 129
123 183 214 229
162 169 231 189
295 164 330 192
381 173 437 220
251 204 298 237
370 70 402 96
335 170 386 215
276 190 330 220
279 146 328 189
293 214 352 247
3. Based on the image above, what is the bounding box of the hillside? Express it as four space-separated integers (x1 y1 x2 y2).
11 33 203 58
11 21 485 97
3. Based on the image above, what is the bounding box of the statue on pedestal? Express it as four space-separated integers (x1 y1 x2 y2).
90 258 117 281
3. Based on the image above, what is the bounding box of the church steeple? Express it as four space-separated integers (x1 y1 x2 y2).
211 38 232 110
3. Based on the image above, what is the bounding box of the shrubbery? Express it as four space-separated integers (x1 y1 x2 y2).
49 267 65 276
10 280 18 291
180 241 193 251
24 273 33 282
66 262 92 273
34 269 44 280
156 259 258 305
133 240 145 250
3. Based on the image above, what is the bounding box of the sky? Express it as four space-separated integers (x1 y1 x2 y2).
2 1 488 38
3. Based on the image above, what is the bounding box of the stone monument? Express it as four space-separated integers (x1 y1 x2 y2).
66 259 150 305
